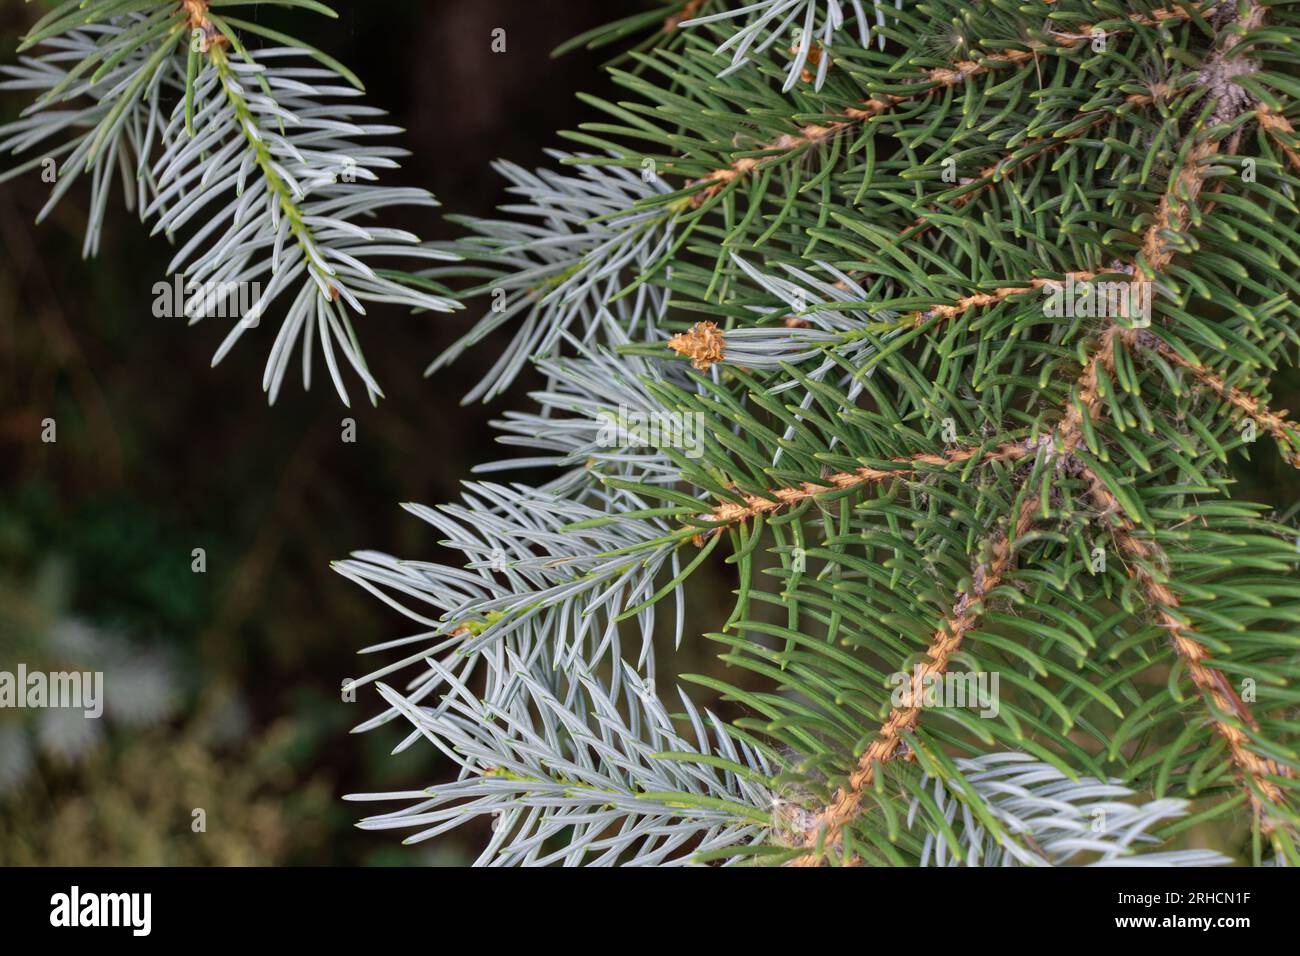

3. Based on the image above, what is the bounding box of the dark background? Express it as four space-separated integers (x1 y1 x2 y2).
0 0 649 866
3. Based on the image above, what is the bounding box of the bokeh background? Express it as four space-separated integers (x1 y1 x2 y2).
0 0 650 866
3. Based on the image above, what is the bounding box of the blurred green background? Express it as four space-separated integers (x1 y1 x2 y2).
0 0 646 866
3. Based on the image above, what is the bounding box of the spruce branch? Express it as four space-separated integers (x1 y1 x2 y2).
38 0 1268 868
790 493 1043 865
8 0 1300 869
687 3 1201 202
761 0 1298 863
1136 331 1300 465
1081 459 1291 826
348 653 777 865
319 0 1300 865
2 0 457 402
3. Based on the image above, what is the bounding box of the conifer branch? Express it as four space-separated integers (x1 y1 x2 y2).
1135 333 1300 466
1045 0 1289 831
864 95 1164 263
932 90 1164 216
688 5 1199 201
74 0 1287 865
789 493 1043 865
1079 464 1291 827
2 0 454 403
787 0 1285 861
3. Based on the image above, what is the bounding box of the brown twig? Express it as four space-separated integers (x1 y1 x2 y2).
182 0 210 28
703 441 1029 529
919 273 1097 325
663 0 706 33
672 271 1105 375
